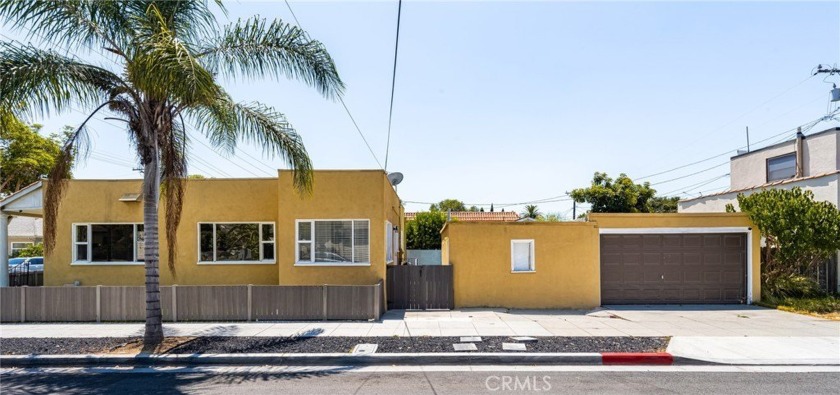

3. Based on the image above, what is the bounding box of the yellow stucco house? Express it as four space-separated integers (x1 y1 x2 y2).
45 170 404 287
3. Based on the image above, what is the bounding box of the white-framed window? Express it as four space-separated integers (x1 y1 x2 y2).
198 222 275 264
72 223 144 264
510 239 535 273
296 219 370 265
767 153 796 182
10 242 34 257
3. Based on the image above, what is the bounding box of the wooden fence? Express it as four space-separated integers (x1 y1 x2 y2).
0 282 383 323
387 265 453 310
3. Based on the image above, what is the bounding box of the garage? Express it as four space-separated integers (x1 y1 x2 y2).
600 232 748 304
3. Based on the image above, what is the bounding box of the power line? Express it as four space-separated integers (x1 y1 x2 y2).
283 0 384 169
383 0 403 171
649 160 730 186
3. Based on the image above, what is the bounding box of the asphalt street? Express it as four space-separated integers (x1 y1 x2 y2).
2 366 838 394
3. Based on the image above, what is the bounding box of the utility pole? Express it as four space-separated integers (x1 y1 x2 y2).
572 201 576 221
745 126 750 153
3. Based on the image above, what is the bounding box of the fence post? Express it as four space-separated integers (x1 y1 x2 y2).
20 286 25 323
322 284 328 321
172 285 178 323
96 285 101 323
373 282 380 320
247 284 253 322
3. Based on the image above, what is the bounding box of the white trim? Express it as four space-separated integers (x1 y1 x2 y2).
196 222 276 265
598 227 751 234
294 262 372 267
294 219 371 265
510 239 536 273
598 226 753 304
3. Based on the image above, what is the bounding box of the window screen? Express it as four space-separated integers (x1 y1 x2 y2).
511 241 534 272
767 153 796 181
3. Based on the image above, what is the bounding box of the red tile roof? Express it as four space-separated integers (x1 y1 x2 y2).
405 211 520 222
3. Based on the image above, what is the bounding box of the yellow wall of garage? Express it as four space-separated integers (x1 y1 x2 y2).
441 221 602 309
589 213 761 302
45 170 403 288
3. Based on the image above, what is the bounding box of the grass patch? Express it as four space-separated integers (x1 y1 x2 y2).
756 295 840 320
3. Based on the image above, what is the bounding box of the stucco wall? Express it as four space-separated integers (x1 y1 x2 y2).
442 222 601 309
276 170 401 286
589 213 761 301
730 129 839 190
678 174 840 212
45 171 403 287
45 179 281 286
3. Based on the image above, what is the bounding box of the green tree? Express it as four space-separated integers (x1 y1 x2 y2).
732 188 840 296
648 196 680 213
16 242 43 258
0 1 342 344
406 211 448 250
430 199 467 212
538 213 561 222
570 172 657 213
523 204 540 219
0 111 69 195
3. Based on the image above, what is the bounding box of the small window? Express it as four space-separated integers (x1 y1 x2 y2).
767 153 796 182
10 242 33 257
385 221 394 263
511 240 535 272
198 222 275 263
73 224 144 263
297 220 370 264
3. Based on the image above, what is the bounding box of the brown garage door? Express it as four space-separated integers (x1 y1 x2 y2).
600 233 747 304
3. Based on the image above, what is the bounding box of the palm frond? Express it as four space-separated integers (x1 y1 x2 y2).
197 16 344 99
126 3 219 106
189 95 313 193
0 0 132 59
43 110 97 254
159 115 188 274
0 42 125 118
123 0 218 48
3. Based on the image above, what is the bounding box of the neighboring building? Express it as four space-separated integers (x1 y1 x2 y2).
678 127 839 213
405 211 520 222
40 170 404 287
441 213 761 309
8 216 42 257
678 127 839 292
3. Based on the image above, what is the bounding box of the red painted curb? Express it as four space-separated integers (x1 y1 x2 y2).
601 352 674 365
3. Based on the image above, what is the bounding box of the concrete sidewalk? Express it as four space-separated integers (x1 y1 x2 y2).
1 305 837 338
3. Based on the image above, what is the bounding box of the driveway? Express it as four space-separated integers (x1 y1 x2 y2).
391 305 839 337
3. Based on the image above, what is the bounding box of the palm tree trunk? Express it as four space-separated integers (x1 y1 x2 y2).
143 147 164 344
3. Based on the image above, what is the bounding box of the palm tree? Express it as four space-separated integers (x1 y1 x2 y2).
523 204 540 219
0 1 343 344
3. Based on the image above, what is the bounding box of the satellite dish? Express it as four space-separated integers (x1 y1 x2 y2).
387 172 404 186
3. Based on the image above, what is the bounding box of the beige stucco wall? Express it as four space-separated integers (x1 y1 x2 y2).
45 171 404 287
679 173 839 213
730 129 839 190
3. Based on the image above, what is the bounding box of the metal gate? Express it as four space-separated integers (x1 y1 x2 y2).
386 265 453 310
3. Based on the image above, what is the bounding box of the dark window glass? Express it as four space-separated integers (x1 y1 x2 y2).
200 224 214 261
767 154 796 181
91 224 134 261
262 243 275 260
262 224 274 241
76 244 88 261
76 225 87 242
215 223 259 261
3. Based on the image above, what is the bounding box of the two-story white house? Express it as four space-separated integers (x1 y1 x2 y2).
678 127 839 291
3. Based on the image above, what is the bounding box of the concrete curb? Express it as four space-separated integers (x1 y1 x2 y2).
0 352 672 367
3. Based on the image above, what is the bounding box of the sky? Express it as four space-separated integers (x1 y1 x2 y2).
3 0 839 218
